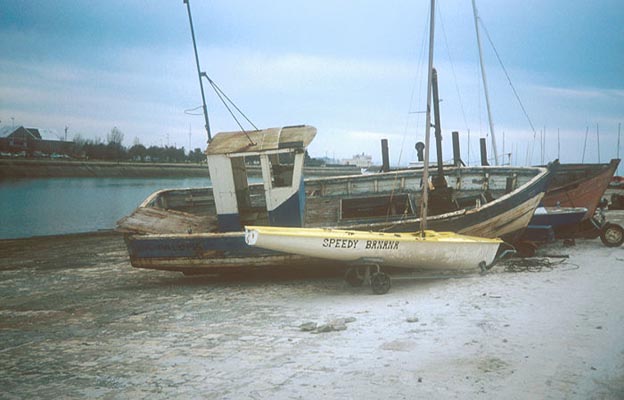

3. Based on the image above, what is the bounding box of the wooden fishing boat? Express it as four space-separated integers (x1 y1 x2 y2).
116 0 555 275
245 225 502 271
541 159 619 220
117 125 554 274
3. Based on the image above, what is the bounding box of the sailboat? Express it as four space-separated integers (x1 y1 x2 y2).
117 0 554 276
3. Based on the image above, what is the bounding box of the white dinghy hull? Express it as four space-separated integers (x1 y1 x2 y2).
245 226 502 272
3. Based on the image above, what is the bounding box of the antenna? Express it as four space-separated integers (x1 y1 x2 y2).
542 126 546 165
502 131 505 164
467 129 470 166
582 126 589 163
596 123 600 163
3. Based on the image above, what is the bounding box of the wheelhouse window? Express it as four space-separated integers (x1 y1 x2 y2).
266 153 295 188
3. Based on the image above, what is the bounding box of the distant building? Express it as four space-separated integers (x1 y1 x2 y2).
0 126 75 157
342 153 373 168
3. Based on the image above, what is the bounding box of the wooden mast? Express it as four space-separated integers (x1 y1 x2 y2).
471 0 498 165
618 122 621 176
183 0 212 142
420 0 436 234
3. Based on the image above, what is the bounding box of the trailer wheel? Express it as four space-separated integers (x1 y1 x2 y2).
344 267 365 287
370 272 391 295
600 223 624 247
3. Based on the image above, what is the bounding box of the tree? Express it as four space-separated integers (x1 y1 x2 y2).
128 144 147 161
189 148 206 163
107 127 124 146
304 150 325 166
105 127 125 160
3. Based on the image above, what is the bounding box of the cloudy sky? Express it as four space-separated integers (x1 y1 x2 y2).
1 0 622 167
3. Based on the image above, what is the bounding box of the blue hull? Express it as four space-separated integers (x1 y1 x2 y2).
529 208 587 228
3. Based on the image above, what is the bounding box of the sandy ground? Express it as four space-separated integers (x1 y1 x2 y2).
1 212 623 399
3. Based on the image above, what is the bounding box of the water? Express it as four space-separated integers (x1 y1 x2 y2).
0 177 212 239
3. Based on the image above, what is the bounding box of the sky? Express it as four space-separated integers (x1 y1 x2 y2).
0 0 623 168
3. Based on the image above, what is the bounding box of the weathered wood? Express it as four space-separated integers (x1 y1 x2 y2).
117 207 217 234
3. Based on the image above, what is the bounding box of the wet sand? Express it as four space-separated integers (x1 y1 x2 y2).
1 212 623 399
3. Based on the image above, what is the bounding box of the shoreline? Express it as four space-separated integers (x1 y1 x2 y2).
0 158 361 179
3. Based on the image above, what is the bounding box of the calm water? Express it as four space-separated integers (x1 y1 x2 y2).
0 177 213 239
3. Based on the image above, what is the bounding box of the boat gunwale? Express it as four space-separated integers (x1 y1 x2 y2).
245 226 503 244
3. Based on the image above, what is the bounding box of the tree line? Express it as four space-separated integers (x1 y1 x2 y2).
72 128 207 163
71 127 325 165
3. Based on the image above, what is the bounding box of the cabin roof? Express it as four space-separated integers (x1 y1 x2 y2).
206 125 316 156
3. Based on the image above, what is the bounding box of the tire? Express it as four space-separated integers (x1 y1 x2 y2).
600 223 624 247
344 267 365 287
370 272 391 295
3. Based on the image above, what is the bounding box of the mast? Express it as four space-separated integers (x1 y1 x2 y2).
471 0 498 165
582 125 589 163
183 0 212 142
431 68 447 188
618 122 621 176
596 123 601 163
420 0 436 234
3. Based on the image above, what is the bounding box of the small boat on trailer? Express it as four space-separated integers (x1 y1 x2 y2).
245 226 503 294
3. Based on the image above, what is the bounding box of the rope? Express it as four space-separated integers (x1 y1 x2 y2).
184 105 204 116
199 74 258 145
498 257 579 273
478 19 538 165
206 77 259 132
438 3 470 134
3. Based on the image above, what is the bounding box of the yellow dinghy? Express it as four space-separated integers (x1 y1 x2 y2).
245 226 504 294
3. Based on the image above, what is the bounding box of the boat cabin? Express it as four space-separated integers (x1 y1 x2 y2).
206 125 316 232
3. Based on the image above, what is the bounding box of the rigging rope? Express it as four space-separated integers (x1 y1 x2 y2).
478 19 538 166
438 3 470 135
184 105 204 116
205 76 258 145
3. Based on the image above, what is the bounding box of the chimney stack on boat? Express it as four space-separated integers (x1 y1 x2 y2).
480 138 489 166
452 131 465 167
381 139 390 172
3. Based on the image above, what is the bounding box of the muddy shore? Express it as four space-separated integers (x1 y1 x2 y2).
1 212 623 399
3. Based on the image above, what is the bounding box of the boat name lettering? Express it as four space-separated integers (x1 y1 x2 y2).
365 240 399 250
322 238 359 249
